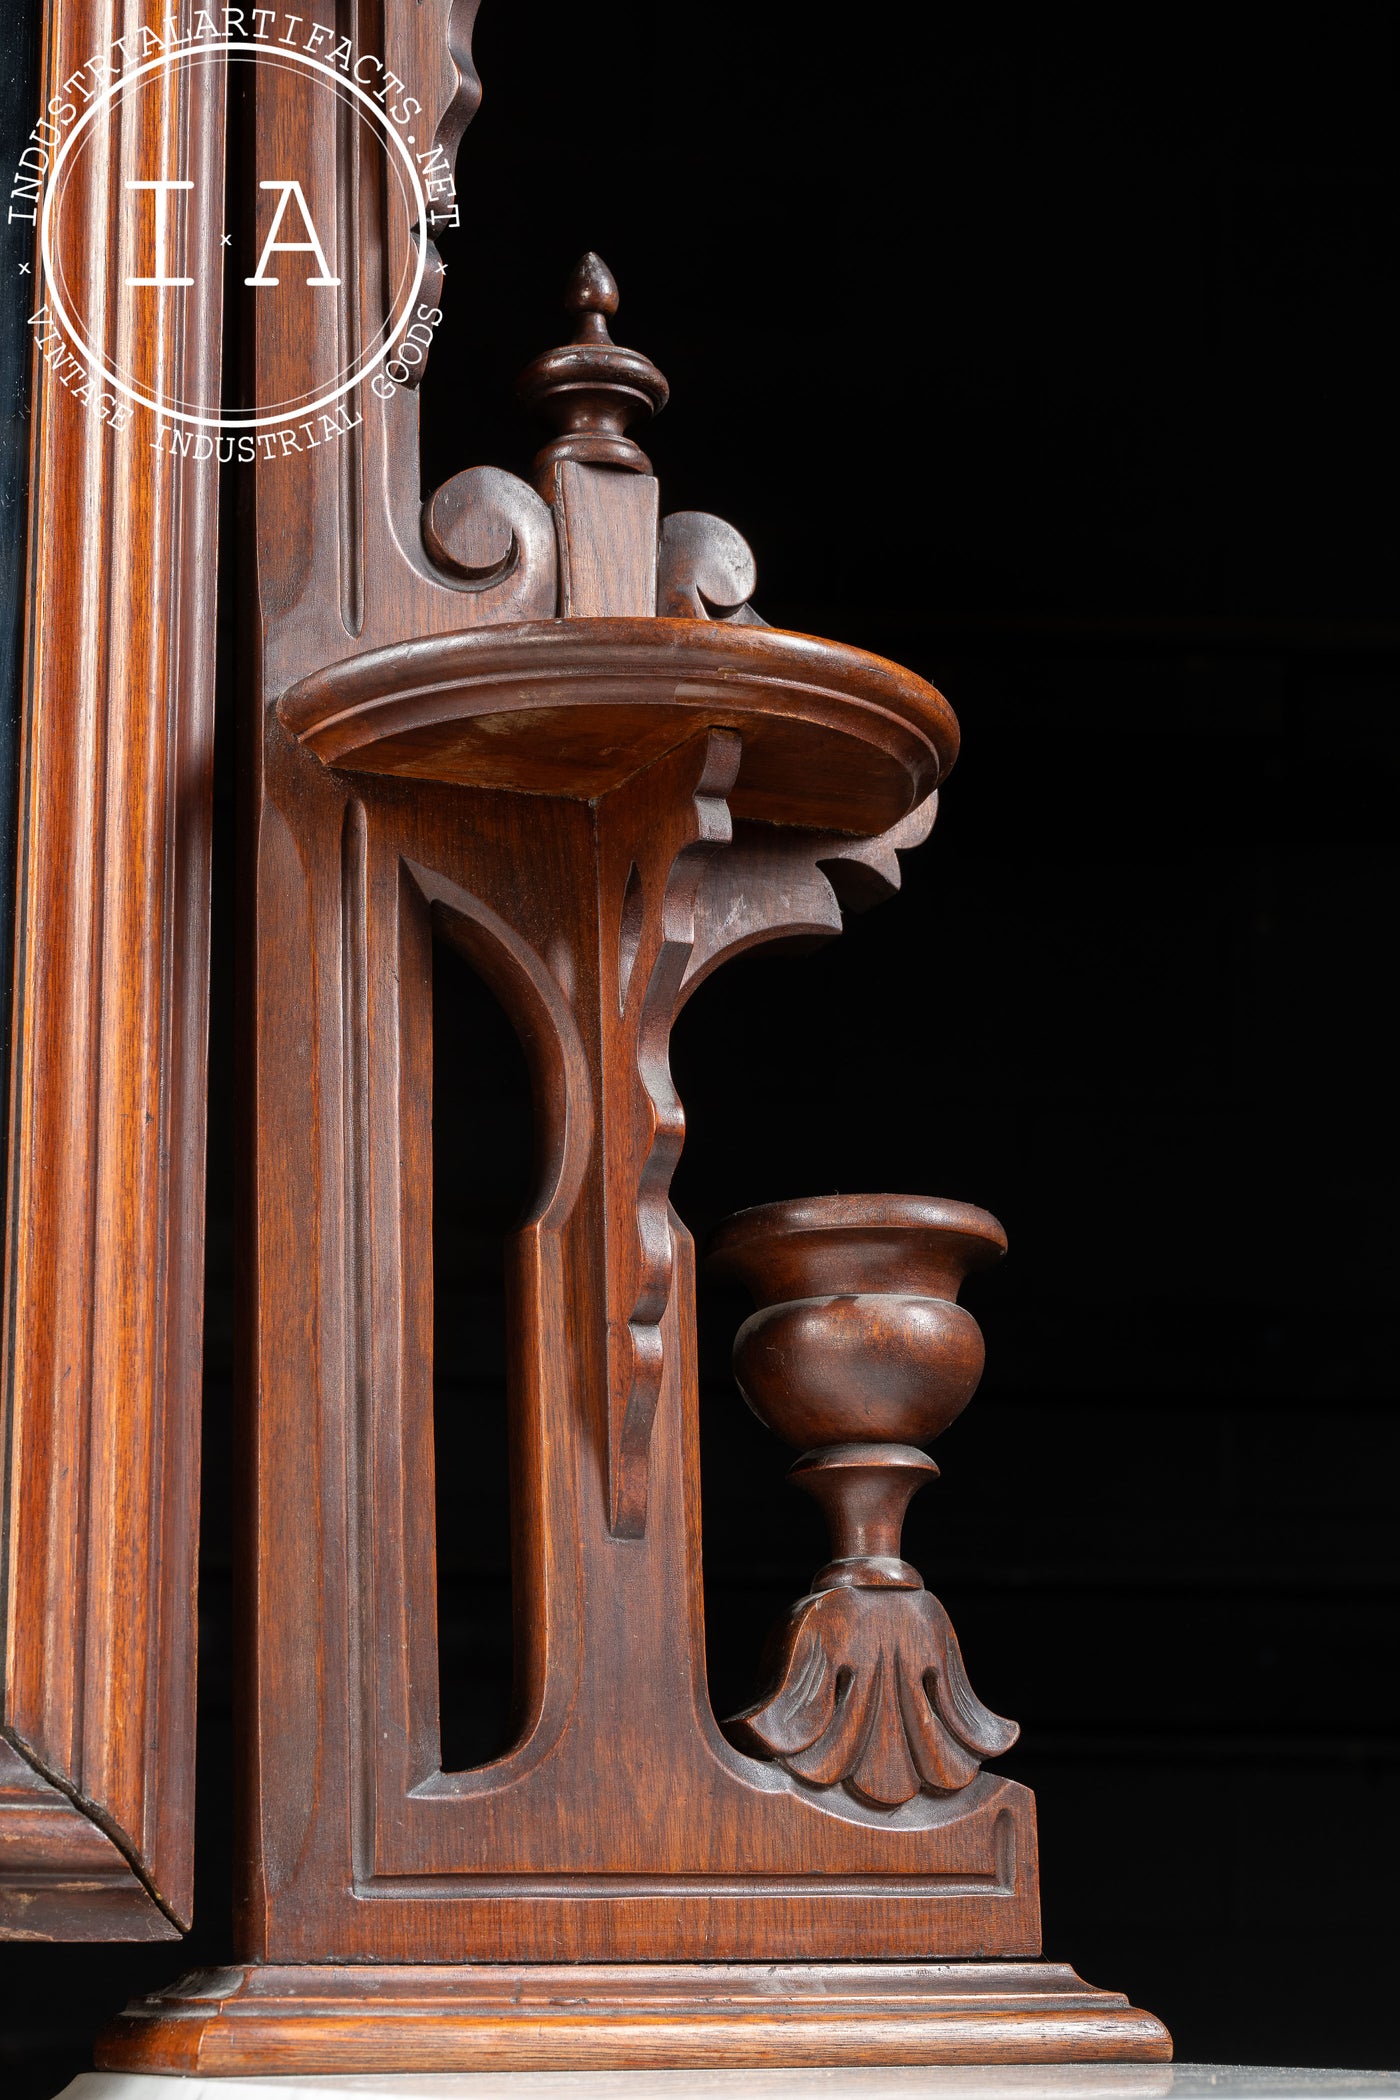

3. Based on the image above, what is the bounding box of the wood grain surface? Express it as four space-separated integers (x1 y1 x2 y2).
92 7 1167 2063
1 0 223 1938
712 1197 1019 1806
99 1959 1171 2072
224 179 1032 1970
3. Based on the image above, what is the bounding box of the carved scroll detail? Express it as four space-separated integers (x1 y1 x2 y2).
728 1586 1019 1808
597 730 741 1537
421 466 558 618
658 511 765 624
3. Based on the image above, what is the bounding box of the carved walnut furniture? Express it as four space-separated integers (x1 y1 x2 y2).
0 0 1170 2063
99 204 1169 2071
2 0 222 1940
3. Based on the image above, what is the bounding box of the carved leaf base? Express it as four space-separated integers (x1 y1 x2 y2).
728 1584 1020 1806
98 1960 1172 2072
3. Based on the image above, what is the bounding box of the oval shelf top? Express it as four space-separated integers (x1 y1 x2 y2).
278 617 960 836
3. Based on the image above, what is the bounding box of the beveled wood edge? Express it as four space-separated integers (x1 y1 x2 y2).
276 616 960 780
1 0 222 1933
710 1194 1011 1265
0 1735 179 1940
96 1962 1172 2071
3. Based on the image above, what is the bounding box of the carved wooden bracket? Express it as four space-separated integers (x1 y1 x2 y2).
59 8 1168 2028
278 259 959 1550
596 729 741 1536
216 221 1067 1991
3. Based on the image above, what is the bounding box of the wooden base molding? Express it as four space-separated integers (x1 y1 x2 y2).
97 1961 1171 2073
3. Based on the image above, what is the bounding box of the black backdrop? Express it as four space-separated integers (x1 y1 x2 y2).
0 4 40 1209
4 5 1399 2090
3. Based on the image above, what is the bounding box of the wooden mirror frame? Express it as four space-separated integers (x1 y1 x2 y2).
1 0 223 1939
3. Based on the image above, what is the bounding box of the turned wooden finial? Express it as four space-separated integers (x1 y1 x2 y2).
564 250 620 335
517 252 670 491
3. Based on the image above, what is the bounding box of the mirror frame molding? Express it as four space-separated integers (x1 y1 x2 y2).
1 0 223 1938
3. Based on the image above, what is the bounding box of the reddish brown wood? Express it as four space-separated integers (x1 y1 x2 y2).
100 1960 1171 2072
658 508 763 622
236 615 1025 1972
517 251 669 487
792 1444 941 1590
1 0 222 1938
555 461 661 615
711 1194 1010 1329
277 615 956 827
0 1740 179 1941
710 1197 1018 1808
198 241 1048 1997
98 42 1169 2038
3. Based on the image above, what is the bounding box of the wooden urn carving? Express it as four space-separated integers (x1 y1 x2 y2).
94 13 1171 2064
711 1197 1019 1806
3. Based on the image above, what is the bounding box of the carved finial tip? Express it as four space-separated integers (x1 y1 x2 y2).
567 252 620 317
518 253 665 489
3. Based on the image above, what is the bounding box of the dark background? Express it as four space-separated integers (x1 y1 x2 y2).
4 3 1399 2090
0 3 40 1185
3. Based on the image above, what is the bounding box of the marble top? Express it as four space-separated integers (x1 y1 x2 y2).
58 2068 1400 2100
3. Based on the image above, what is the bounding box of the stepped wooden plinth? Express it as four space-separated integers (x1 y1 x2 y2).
101 1961 1170 2074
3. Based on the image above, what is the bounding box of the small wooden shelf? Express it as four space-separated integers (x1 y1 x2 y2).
278 616 959 833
